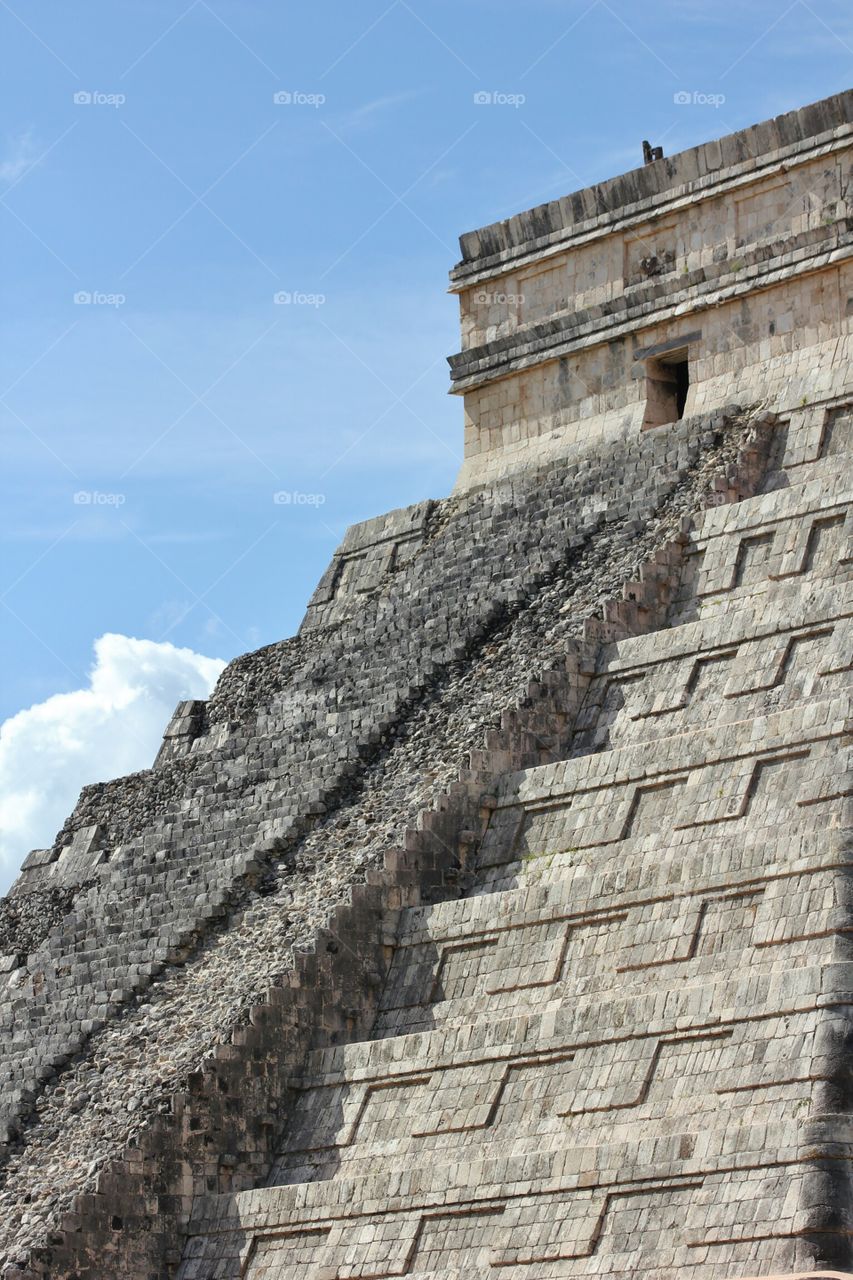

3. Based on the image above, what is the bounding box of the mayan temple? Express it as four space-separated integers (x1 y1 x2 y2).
0 88 851 1280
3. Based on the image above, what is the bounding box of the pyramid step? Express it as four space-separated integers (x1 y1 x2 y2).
667 468 851 625
364 694 846 1039
570 579 850 755
278 954 839 1161
687 464 849 547
470 694 844 892
180 1117 821 1280
271 1002 820 1187
373 855 841 1039
780 398 853 470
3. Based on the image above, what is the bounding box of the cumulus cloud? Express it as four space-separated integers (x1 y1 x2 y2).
0 634 225 893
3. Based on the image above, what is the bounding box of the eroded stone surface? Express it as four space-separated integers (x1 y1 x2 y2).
0 91 850 1280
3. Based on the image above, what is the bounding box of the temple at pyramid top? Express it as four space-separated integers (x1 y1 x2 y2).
447 89 852 489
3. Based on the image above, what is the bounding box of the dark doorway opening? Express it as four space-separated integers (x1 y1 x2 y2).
643 350 690 429
674 358 690 419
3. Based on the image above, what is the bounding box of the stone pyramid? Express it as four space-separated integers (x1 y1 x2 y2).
0 91 850 1280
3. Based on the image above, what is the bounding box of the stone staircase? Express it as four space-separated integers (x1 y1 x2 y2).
0 412 737 1157
174 408 852 1279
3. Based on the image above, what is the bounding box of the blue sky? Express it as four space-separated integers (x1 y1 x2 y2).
0 0 850 883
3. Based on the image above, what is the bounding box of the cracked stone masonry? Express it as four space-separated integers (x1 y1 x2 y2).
0 89 851 1280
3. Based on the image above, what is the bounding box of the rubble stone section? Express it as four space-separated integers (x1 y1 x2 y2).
0 93 849 1280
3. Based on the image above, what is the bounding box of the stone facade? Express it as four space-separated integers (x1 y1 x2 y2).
0 94 850 1280
449 90 851 490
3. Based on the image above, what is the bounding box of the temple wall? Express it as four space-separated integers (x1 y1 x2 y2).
449 93 852 490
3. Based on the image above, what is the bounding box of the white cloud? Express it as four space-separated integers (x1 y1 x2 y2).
337 89 423 132
0 129 37 186
0 634 225 894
